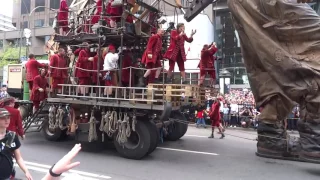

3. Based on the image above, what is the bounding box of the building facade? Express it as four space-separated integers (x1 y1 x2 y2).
213 0 320 87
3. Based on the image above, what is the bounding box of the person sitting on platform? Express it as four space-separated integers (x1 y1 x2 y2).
140 29 165 86
198 42 218 87
30 68 48 113
103 44 119 98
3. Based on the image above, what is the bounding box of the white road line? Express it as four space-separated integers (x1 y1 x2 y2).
157 147 219 156
184 135 208 138
14 161 112 179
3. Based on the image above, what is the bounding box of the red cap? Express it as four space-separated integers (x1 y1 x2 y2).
108 44 115 51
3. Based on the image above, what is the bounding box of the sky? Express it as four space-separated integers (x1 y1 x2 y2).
0 0 13 17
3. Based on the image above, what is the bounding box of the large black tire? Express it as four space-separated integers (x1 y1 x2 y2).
42 120 65 141
18 105 30 122
144 120 159 155
114 120 151 160
165 111 189 141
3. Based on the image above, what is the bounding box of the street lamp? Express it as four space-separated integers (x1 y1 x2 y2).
219 68 231 94
23 28 31 59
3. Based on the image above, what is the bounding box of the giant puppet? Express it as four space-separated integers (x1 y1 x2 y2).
228 0 319 163
164 23 196 84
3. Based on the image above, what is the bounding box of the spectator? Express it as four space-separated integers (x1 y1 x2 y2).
196 106 206 128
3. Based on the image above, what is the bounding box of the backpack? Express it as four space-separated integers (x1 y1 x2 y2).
0 131 16 177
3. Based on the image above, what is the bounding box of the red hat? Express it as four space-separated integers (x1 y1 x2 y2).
108 44 115 51
0 97 15 108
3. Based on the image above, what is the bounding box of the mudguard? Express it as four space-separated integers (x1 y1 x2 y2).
159 101 172 122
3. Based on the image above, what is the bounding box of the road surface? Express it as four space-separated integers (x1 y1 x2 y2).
15 126 319 180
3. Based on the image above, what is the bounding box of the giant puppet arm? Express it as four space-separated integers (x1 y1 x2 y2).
184 0 216 22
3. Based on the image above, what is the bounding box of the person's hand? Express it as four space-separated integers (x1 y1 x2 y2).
51 143 81 174
179 31 185 36
22 135 26 140
147 54 152 59
297 0 312 3
48 71 51 74
88 57 94 61
25 171 33 180
191 29 197 36
99 73 102 77
212 42 216 47
38 88 44 92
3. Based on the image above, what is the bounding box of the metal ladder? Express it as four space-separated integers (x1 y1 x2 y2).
23 100 49 133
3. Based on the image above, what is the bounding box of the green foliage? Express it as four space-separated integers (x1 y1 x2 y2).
36 54 49 60
0 46 26 67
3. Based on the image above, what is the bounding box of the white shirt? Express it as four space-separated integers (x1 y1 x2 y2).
103 52 119 70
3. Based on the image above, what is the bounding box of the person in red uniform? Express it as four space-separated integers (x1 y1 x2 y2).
208 98 225 139
49 48 68 96
140 29 165 86
198 43 218 86
30 68 48 113
91 0 103 25
106 0 133 27
0 97 24 139
75 42 94 96
25 54 45 92
121 49 133 87
92 48 107 86
58 0 69 35
164 23 196 84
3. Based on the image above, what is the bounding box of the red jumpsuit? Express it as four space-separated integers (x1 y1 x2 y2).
30 75 48 109
5 106 24 137
25 58 45 90
164 30 193 72
141 34 163 83
92 54 104 85
121 50 133 87
58 0 69 32
198 46 218 79
50 54 68 89
209 101 221 127
91 0 103 25
75 49 91 85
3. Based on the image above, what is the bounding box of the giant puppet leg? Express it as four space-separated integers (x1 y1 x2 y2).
228 0 320 162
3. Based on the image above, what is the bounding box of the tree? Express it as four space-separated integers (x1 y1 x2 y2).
0 45 26 67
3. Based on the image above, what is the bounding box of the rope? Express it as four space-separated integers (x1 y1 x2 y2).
116 113 131 144
48 105 56 130
103 111 118 137
55 107 67 130
99 111 106 142
132 114 137 132
88 110 98 142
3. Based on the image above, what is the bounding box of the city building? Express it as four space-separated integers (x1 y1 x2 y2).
0 14 16 32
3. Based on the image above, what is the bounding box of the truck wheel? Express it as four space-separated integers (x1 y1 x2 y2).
42 120 64 141
18 105 29 122
145 120 159 155
165 111 189 141
114 120 151 160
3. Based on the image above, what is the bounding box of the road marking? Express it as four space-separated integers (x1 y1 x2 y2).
157 147 219 156
14 161 112 179
184 135 208 138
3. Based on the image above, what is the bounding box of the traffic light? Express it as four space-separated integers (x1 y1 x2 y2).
184 0 213 22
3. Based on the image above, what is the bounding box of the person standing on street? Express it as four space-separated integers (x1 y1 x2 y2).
208 98 225 139
0 97 25 140
0 108 32 180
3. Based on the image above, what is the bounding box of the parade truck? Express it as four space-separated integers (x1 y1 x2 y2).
19 0 218 160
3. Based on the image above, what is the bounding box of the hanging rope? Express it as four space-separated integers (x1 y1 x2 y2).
132 114 137 132
48 105 56 130
116 113 131 144
88 110 98 142
103 111 118 137
55 107 67 130
99 111 106 142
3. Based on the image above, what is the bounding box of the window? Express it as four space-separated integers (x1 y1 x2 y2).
20 21 28 29
34 19 45 27
21 0 31 14
50 0 60 9
35 0 45 12
191 73 198 85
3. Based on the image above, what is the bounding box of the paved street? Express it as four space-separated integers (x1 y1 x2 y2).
15 126 319 180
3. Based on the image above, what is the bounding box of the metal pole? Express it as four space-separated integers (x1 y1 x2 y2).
118 0 126 87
